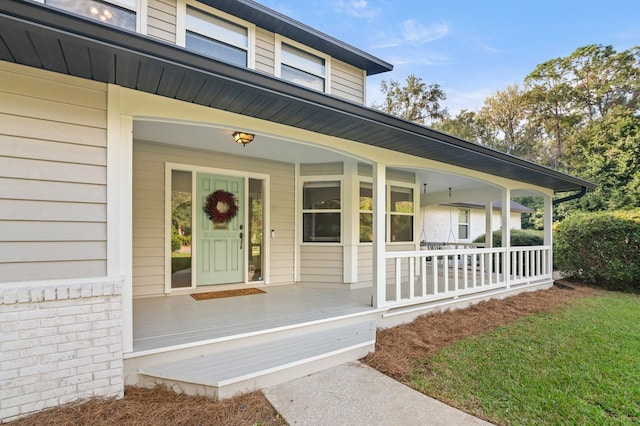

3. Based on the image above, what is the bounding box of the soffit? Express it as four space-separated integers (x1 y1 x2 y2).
0 1 595 193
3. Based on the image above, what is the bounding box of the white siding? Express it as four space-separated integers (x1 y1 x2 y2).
331 59 365 104
0 62 108 283
132 141 295 297
147 0 177 43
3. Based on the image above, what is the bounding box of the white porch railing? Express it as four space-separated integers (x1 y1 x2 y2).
384 245 552 308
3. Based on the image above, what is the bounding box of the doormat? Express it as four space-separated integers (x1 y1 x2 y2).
190 288 265 301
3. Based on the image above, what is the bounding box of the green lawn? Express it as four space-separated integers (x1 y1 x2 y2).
413 293 640 425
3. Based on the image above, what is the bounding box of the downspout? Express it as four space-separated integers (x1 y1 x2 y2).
552 186 587 205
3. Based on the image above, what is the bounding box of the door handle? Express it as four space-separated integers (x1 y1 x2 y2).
239 232 244 249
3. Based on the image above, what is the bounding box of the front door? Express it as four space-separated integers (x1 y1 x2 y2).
196 173 244 285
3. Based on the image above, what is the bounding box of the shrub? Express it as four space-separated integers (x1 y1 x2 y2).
171 234 182 252
473 229 544 247
554 208 640 291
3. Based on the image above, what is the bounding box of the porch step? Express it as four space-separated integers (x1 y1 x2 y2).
137 320 376 399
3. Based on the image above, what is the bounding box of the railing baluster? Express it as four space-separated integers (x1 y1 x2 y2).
395 257 401 301
421 255 427 297
409 257 415 300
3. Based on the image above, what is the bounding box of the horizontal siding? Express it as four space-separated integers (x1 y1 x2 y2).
300 162 344 176
299 245 343 284
331 59 365 104
358 245 373 286
147 0 177 43
255 28 275 75
0 63 108 282
132 141 295 297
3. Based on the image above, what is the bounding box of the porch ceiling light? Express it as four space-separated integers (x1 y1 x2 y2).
232 131 254 147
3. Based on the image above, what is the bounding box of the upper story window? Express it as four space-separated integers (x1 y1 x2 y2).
277 39 328 92
44 0 136 31
186 7 248 67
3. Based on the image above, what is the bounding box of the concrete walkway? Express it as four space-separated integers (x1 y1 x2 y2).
264 362 493 426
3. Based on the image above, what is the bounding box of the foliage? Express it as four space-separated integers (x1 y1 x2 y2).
473 229 544 247
564 106 640 212
372 74 449 125
475 85 543 161
554 209 640 290
413 294 640 425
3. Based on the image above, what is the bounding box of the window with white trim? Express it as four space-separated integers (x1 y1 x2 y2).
279 41 327 92
302 181 341 243
44 0 137 31
358 182 415 243
185 6 248 67
389 186 414 242
359 182 373 243
458 209 470 240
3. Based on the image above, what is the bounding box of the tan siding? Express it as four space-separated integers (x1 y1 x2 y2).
255 28 275 75
147 0 177 43
0 63 108 283
358 245 373 286
300 162 344 176
331 60 365 104
132 141 295 297
299 246 343 284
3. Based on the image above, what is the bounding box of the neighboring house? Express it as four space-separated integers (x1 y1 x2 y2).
0 0 594 421
420 200 535 244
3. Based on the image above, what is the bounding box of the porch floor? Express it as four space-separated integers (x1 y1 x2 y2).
132 284 376 354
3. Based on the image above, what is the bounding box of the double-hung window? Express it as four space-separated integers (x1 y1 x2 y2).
186 6 248 67
458 209 470 240
278 40 327 92
44 0 137 31
358 182 415 243
302 181 341 243
389 186 414 242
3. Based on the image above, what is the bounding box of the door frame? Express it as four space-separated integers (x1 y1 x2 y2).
164 162 271 293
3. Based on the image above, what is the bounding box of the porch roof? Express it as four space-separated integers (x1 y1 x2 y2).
0 0 595 193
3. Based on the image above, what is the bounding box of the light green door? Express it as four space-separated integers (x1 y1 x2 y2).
196 173 244 285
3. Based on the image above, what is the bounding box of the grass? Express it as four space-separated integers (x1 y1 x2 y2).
412 293 640 425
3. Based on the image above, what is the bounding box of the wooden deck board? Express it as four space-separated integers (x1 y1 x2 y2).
138 321 376 386
132 285 375 353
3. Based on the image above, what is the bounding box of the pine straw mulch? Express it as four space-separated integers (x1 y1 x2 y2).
362 281 601 382
9 281 598 426
8 386 286 426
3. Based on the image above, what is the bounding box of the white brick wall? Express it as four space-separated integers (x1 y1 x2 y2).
0 277 124 422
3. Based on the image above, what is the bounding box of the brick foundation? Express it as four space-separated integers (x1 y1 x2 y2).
0 278 124 422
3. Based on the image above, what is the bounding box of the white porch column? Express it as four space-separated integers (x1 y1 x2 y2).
543 194 553 275
501 189 511 288
107 85 133 353
343 161 359 283
485 201 493 248
372 162 386 308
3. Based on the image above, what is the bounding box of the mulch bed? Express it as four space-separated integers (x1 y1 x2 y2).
362 281 600 381
9 281 597 425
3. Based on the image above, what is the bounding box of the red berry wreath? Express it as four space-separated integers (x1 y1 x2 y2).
203 190 238 223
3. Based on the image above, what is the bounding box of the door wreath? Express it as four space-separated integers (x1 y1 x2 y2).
203 190 238 223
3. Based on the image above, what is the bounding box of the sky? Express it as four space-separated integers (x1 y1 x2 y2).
259 0 640 115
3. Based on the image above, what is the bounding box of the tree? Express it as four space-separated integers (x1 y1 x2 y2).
564 106 640 212
372 74 449 125
476 85 543 162
432 109 485 142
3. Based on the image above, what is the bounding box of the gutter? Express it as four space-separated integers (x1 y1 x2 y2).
553 186 588 205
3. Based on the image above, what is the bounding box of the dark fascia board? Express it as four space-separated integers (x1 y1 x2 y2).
0 0 595 193
196 0 393 76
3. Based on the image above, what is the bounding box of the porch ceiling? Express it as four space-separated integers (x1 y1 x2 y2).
0 1 595 193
